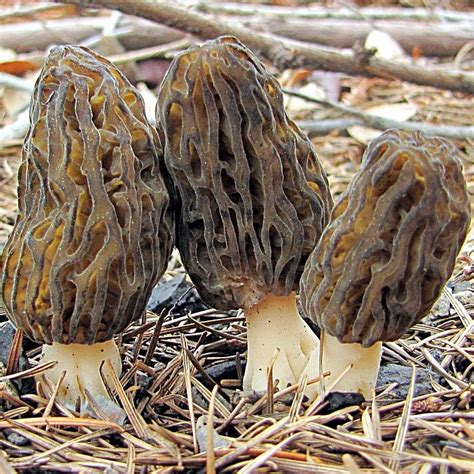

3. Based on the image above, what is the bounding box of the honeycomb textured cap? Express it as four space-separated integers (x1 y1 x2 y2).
300 129 471 347
1 45 174 344
157 36 332 310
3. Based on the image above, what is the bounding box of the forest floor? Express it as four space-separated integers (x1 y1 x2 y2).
0 1 472 472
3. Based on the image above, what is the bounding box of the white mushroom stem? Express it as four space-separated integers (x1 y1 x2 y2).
319 332 382 399
243 292 320 397
38 339 123 416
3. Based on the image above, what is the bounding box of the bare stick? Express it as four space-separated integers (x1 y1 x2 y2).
59 0 474 94
187 2 474 57
0 73 34 93
285 90 474 140
247 19 473 57
5 15 472 60
186 2 474 23
0 3 71 21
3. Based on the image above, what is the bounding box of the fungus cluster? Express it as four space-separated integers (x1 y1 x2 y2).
157 36 332 393
301 129 471 398
1 46 173 414
1 37 470 413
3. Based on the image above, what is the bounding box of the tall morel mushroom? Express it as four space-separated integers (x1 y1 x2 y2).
157 36 332 393
301 129 470 398
1 46 173 414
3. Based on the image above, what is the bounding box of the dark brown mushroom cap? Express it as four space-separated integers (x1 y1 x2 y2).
157 36 332 310
301 129 470 347
1 45 173 344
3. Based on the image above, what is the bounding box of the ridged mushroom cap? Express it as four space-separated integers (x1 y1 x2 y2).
157 36 332 310
1 45 173 344
301 129 470 347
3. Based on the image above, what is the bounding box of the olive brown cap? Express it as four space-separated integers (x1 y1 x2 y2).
1 45 173 345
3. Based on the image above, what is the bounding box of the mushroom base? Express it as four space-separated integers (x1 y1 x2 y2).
319 332 382 399
37 340 125 421
243 292 320 398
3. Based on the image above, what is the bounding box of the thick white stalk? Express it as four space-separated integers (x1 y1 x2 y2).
243 292 320 397
38 339 124 419
320 332 382 399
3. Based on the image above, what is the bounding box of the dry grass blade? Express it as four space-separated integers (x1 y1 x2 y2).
0 451 16 474
359 452 394 473
0 7 473 471
185 348 220 390
103 359 147 438
206 384 219 474
126 442 135 474
237 432 303 473
217 397 249 434
389 365 416 471
440 287 474 369
143 309 167 365
318 329 327 397
266 348 280 414
215 417 289 470
359 402 393 471
288 374 308 423
0 360 58 382
5 329 23 375
9 428 116 466
187 313 246 343
180 334 198 453
443 287 472 329
414 419 474 451
192 377 231 421
0 416 123 431
342 453 363 473
304 363 353 416
42 370 66 419
107 38 191 64
421 347 469 390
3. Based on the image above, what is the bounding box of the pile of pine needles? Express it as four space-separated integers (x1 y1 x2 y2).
0 1 473 472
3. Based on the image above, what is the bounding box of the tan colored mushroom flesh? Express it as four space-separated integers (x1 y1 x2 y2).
157 36 332 394
1 45 173 414
301 129 471 398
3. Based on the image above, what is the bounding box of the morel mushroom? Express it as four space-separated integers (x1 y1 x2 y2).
0 46 173 414
157 37 332 393
301 129 470 398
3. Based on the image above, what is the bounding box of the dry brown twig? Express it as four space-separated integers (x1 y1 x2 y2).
188 1 474 58
0 3 473 473
3 12 471 61
186 2 474 23
285 89 474 140
58 0 474 94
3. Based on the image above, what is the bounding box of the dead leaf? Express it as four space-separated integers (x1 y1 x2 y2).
348 103 417 144
365 30 406 61
0 60 37 76
136 82 157 125
284 83 325 117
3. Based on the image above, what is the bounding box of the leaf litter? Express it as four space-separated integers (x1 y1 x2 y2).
0 2 472 472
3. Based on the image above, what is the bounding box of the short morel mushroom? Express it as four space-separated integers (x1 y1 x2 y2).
1 46 173 414
301 129 471 399
157 36 332 393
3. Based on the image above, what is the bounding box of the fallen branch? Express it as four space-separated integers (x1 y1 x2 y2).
0 16 183 54
0 109 29 143
247 19 473 57
0 2 74 22
188 1 474 57
286 90 474 140
185 2 474 24
106 38 190 65
58 0 474 94
3 14 471 62
0 73 34 93
294 118 361 136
